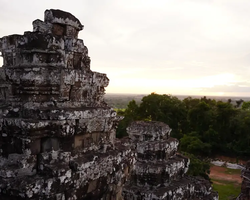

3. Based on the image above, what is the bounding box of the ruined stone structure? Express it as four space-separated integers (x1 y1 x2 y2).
0 9 218 200
0 9 134 199
238 161 250 200
123 121 218 200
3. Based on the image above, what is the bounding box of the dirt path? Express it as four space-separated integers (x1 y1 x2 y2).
210 165 242 184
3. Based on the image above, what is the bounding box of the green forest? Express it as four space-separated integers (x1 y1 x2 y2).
112 93 250 179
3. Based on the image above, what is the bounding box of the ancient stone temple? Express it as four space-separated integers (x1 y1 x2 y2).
0 9 135 199
0 9 218 200
238 161 250 200
123 121 218 200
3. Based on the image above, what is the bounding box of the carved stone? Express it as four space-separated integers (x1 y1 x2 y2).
238 161 250 200
0 9 218 200
123 121 218 200
0 9 133 200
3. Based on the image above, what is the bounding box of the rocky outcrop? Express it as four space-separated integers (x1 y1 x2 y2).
0 9 218 200
123 121 218 200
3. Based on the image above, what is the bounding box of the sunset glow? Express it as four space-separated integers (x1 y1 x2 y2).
1 0 250 97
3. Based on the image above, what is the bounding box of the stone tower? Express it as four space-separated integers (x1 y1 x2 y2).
123 121 218 200
0 9 218 200
0 9 134 199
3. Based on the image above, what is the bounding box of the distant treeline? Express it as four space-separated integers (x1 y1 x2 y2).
104 94 144 109
116 93 250 158
105 93 249 109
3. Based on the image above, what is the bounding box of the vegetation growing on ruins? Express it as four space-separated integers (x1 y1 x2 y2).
115 93 250 157
113 93 250 179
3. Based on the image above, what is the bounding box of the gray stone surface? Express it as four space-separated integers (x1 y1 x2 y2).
123 121 218 200
0 9 218 200
238 161 250 200
0 9 131 200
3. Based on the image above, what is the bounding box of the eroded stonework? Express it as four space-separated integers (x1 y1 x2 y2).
0 9 218 200
238 161 250 200
123 121 218 200
0 9 134 200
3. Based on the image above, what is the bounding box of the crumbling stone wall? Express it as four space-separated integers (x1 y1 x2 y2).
0 9 134 200
238 161 250 200
0 9 218 200
123 121 218 200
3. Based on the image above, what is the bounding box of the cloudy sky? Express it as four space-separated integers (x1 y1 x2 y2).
1 0 250 97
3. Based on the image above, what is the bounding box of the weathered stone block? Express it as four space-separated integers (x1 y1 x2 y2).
127 121 172 141
0 9 217 200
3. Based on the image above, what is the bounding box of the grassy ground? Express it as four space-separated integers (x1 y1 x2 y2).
212 178 241 200
210 165 242 200
224 167 242 175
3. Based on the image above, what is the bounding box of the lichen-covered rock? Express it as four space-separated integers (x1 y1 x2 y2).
127 121 172 141
123 177 218 200
0 9 218 200
0 9 131 200
123 121 218 200
238 161 250 200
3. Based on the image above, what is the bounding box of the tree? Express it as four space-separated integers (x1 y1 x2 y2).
183 97 200 110
214 101 237 152
181 152 210 180
187 101 214 134
230 109 250 156
180 134 211 156
116 100 140 138
203 126 219 154
242 101 250 110
138 93 187 139
116 93 250 158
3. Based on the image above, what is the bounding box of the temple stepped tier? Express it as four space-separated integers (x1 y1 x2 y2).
123 121 218 200
0 9 218 200
0 9 134 200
